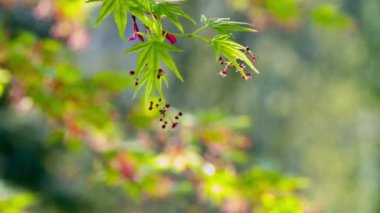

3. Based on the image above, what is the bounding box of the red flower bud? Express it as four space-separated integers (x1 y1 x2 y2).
163 31 177 44
129 15 144 42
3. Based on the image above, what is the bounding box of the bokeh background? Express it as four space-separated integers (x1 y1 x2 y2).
0 0 379 212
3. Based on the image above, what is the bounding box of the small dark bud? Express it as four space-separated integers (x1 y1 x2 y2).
157 69 165 79
162 125 166 129
129 70 135 76
172 122 179 129
175 116 179 119
178 112 183 116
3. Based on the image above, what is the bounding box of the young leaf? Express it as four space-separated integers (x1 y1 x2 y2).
114 0 129 40
124 41 151 55
95 0 115 26
211 35 259 75
92 0 129 40
202 15 257 34
124 39 183 101
155 2 196 33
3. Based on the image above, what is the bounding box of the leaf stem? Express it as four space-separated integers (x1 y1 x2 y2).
171 33 210 43
192 25 208 34
171 25 210 43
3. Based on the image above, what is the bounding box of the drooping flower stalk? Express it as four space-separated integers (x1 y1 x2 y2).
148 98 182 129
129 15 144 42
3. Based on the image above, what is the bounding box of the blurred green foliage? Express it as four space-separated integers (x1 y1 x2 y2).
1 0 380 212
311 4 350 28
0 187 37 213
227 0 352 30
0 1 306 212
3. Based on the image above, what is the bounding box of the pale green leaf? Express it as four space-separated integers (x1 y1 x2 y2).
114 0 129 40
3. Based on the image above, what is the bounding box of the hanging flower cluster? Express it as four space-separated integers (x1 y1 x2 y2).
129 15 144 42
146 98 183 129
129 15 177 45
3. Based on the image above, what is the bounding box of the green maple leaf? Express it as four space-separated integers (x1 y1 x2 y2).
92 0 129 41
211 35 259 75
154 1 196 33
125 40 182 103
201 15 257 34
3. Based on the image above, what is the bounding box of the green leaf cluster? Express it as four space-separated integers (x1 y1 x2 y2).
201 15 257 34
211 34 259 76
125 40 182 103
88 0 259 104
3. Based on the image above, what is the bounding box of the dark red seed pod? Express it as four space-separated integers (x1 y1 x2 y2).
243 73 253 80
